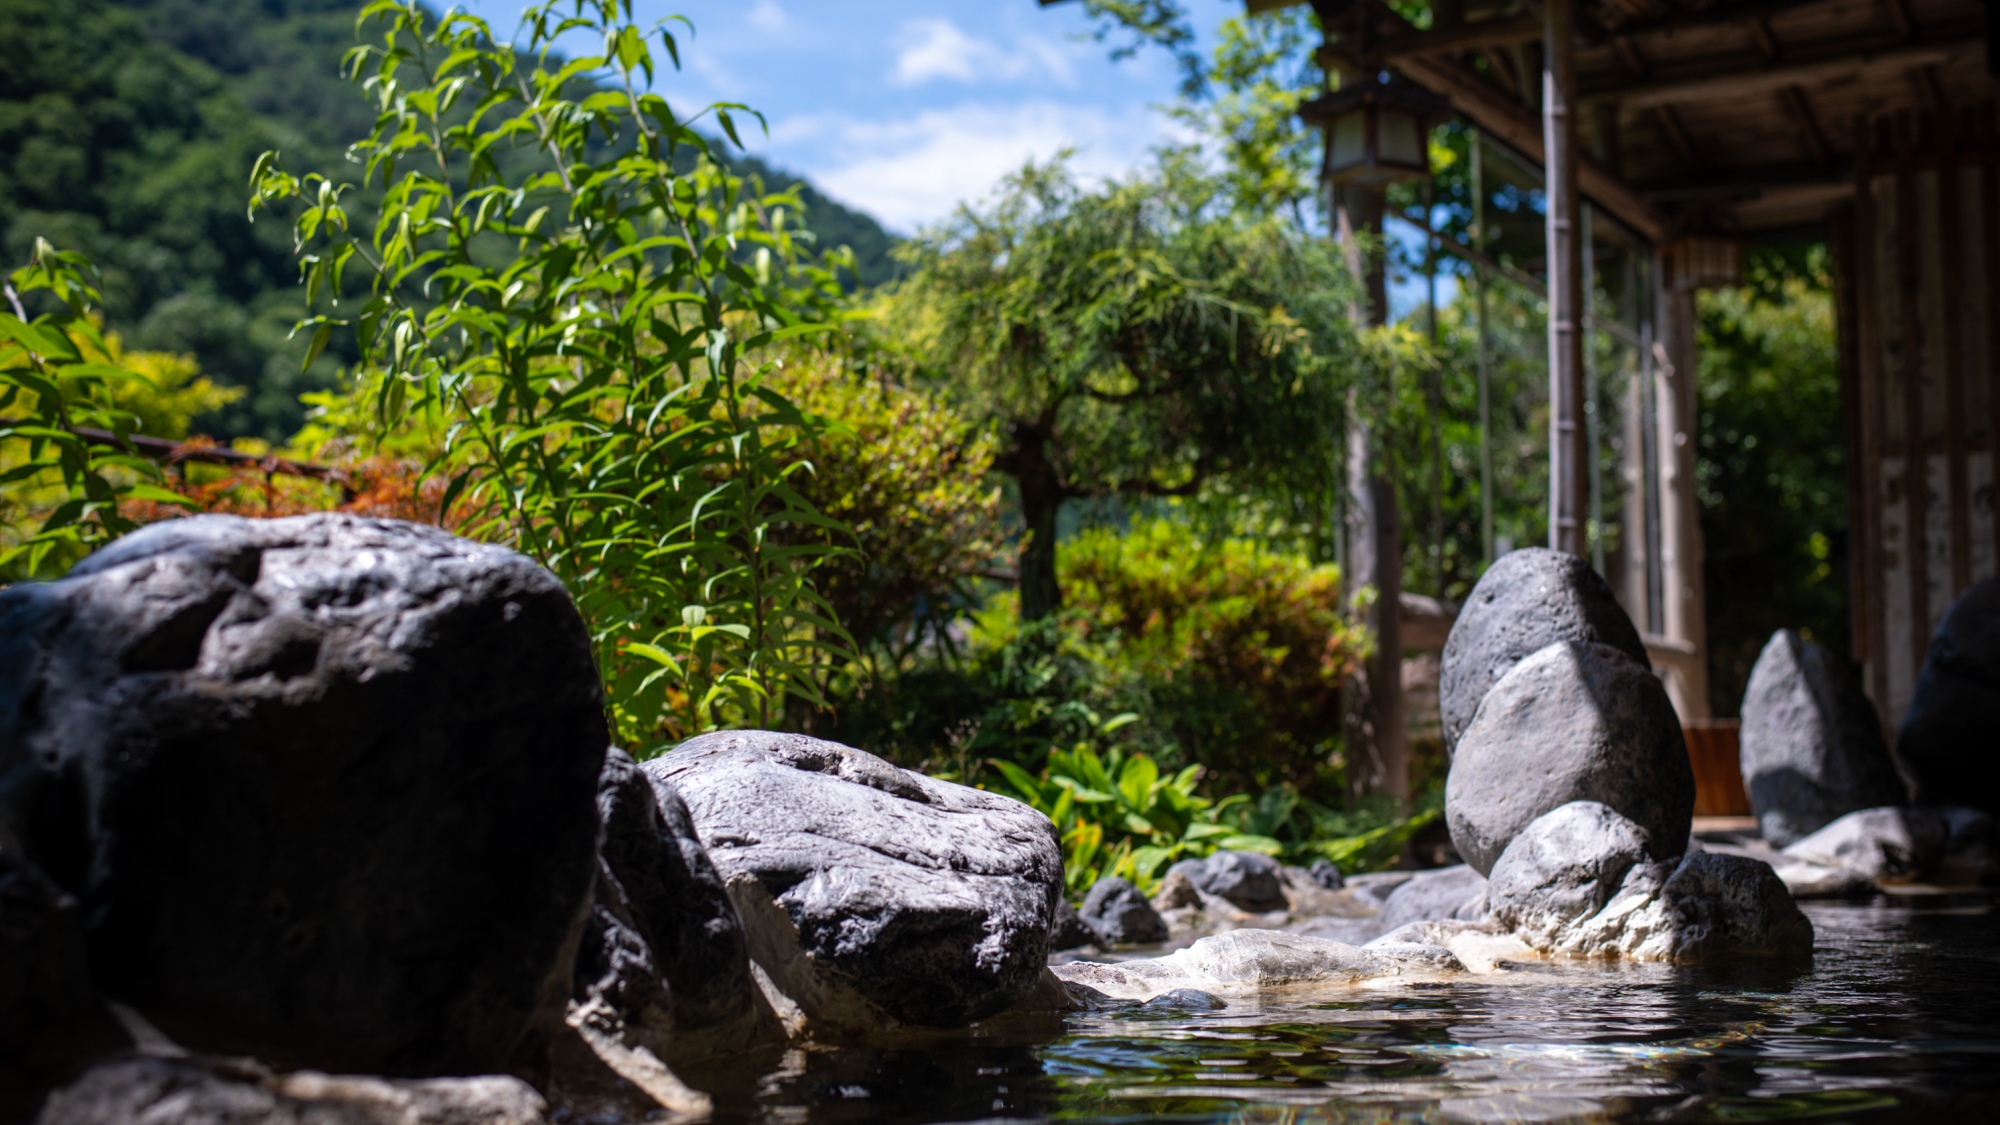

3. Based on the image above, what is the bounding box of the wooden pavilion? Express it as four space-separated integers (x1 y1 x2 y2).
1223 0 2000 799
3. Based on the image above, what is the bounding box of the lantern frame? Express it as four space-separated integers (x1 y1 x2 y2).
1299 75 1452 188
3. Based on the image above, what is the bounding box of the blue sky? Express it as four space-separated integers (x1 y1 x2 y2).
451 0 1239 234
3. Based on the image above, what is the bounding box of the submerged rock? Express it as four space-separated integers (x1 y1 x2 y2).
1447 641 1694 875
1488 802 1812 961
1051 928 1463 1001
1166 851 1289 912
1897 579 2000 813
36 1055 549 1125
0 514 606 1077
1078 876 1167 946
1376 864 1489 931
1781 806 1948 883
1739 630 1906 846
649 731 1061 1032
1439 548 1649 755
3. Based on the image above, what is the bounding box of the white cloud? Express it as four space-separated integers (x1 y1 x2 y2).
773 101 1188 231
890 18 1075 87
746 1 788 34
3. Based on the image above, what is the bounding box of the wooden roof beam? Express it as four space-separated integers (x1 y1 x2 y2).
1587 32 1983 109
1396 52 1670 241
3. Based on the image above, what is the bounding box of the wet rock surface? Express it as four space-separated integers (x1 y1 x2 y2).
1439 548 1650 754
35 1055 550 1125
1896 579 2000 813
1781 806 1949 883
0 514 607 1077
1739 630 1906 847
1078 876 1167 946
649 730 1062 1031
1052 929 1464 1001
1447 641 1694 876
1489 802 1813 960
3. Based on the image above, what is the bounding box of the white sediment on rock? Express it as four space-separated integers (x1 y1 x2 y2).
1050 929 1468 1002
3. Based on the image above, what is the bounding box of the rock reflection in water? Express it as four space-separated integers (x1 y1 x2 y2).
710 899 1999 1124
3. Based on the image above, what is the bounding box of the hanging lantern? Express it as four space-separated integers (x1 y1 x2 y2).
1299 74 1452 187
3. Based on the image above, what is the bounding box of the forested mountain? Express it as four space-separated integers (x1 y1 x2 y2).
0 0 898 440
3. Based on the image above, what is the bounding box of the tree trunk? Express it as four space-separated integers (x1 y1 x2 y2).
1007 421 1065 623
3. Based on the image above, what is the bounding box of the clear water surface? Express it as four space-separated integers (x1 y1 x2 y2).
688 897 2000 1124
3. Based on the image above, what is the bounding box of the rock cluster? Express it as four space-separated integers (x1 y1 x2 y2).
1738 630 1905 846
0 516 1070 1123
1487 802 1812 960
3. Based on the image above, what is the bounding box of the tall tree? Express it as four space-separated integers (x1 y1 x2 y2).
881 158 1356 621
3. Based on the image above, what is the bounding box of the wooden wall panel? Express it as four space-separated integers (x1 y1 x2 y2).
1849 103 2000 728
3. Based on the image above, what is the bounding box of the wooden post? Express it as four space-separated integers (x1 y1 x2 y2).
1334 180 1408 803
1893 111 1930 674
1939 109 1972 598
1474 129 1496 566
1583 204 1605 575
1656 267 1711 721
1544 0 1588 557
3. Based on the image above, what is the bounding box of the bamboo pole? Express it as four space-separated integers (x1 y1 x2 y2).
1544 0 1588 556
1474 129 1496 566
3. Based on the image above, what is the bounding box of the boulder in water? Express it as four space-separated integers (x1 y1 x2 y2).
648 731 1061 1032
1051 928 1463 1001
571 750 771 1074
0 514 607 1077
1780 806 1948 883
1 852 123 1121
1375 864 1489 932
1739 630 1906 846
1078 876 1167 946
1439 548 1649 754
1896 579 2000 813
1166 851 1289 912
1446 641 1693 875
1488 802 1812 960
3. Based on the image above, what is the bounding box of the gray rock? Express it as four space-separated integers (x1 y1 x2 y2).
1079 876 1168 945
1439 548 1650 754
648 731 1061 1030
35 1055 549 1125
2 852 124 1121
573 750 768 1067
1447 641 1694 876
1167 851 1288 912
1051 900 1096 951
1487 801 1655 948
1897 579 2000 812
0 514 606 1077
1489 802 1812 960
1781 806 1949 882
1377 864 1489 931
1051 928 1464 1001
1306 858 1345 890
1739 630 1906 846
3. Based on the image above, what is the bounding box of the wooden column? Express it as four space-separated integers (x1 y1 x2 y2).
1335 181 1408 803
1544 0 1588 557
1655 272 1712 720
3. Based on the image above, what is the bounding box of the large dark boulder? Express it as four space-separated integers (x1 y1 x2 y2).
1 852 124 1121
572 750 769 1068
0 514 607 1077
1446 641 1693 875
1739 630 1906 846
648 731 1061 1032
1897 579 2000 812
1439 548 1650 755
